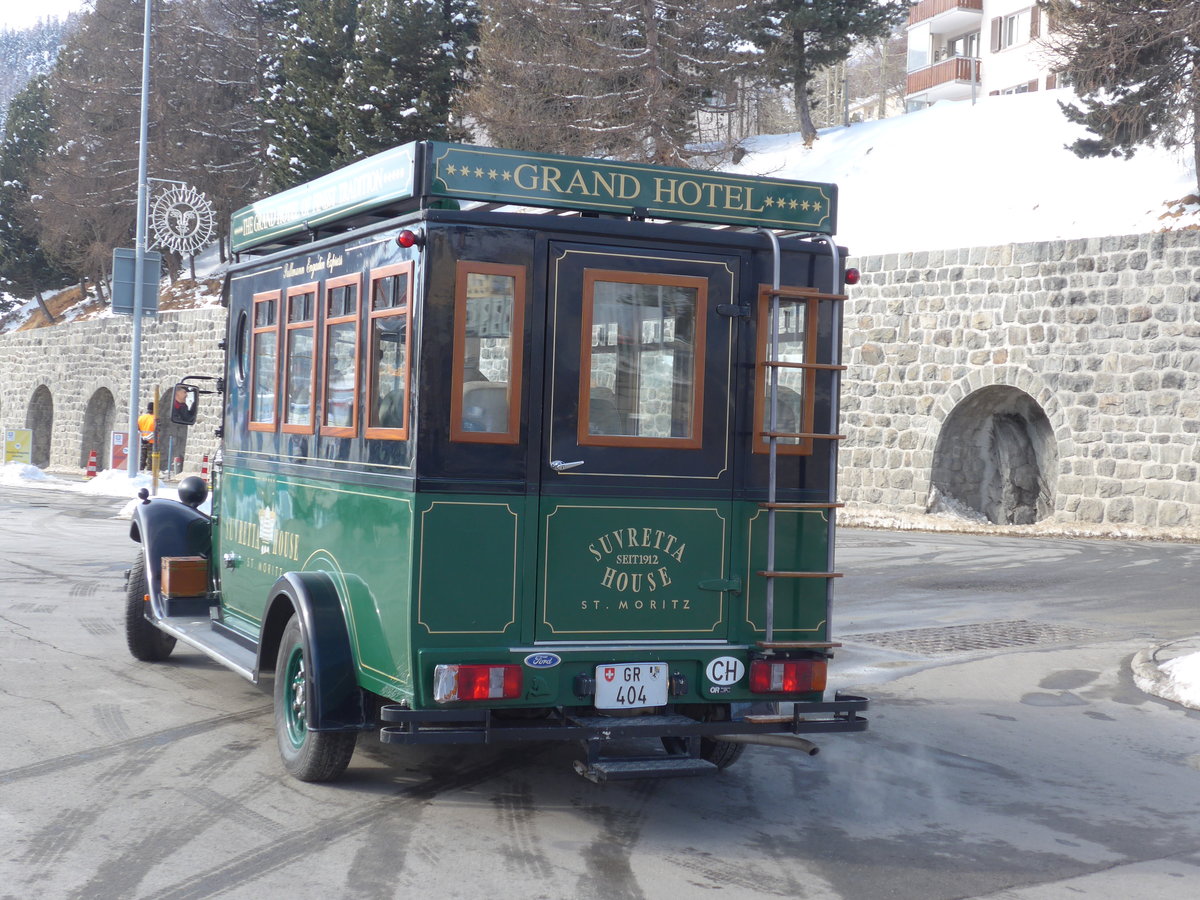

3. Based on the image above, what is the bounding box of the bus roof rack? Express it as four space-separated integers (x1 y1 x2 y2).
231 141 838 254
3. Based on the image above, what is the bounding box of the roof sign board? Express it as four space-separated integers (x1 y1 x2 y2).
230 141 836 252
231 143 417 251
426 143 836 233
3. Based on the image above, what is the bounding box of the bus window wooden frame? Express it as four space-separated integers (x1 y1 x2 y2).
320 273 362 438
281 282 318 435
249 290 281 433
577 269 707 450
365 261 414 441
753 284 819 456
450 261 527 445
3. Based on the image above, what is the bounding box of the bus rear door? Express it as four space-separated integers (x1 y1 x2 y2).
536 243 741 644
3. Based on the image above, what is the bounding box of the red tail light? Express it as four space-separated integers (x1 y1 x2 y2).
749 659 827 694
433 664 522 703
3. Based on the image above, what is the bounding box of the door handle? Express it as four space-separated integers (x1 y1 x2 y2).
550 459 585 473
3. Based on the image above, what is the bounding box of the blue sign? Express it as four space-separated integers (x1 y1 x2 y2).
111 248 161 316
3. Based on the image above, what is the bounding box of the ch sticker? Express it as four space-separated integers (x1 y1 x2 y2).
706 656 745 686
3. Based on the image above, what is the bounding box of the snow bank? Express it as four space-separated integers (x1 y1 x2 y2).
729 91 1198 256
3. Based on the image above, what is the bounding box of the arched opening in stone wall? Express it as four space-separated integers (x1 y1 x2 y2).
156 387 189 473
80 388 116 469
25 386 54 469
930 386 1058 525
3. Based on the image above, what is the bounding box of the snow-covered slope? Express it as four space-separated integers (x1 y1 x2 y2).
727 90 1199 257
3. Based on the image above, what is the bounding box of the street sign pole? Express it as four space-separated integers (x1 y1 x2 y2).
128 0 153 479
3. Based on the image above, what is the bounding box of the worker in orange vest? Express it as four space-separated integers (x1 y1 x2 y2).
137 401 156 471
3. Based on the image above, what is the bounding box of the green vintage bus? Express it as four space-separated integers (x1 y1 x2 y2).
126 142 867 782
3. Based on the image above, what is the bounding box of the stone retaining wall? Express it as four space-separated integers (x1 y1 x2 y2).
0 308 225 475
844 230 1199 532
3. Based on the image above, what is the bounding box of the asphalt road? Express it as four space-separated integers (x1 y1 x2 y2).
2 483 1199 899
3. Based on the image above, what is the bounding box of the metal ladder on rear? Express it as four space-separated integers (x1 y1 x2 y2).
757 229 848 651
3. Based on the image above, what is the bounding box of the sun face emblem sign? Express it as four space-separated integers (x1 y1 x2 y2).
150 185 216 255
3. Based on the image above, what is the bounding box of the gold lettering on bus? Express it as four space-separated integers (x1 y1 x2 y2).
653 177 765 213
513 164 539 190
223 515 302 562
587 526 686 594
588 527 685 564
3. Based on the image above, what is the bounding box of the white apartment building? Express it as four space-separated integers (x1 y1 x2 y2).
905 0 1065 111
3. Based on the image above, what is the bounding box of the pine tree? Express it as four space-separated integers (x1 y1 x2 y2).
339 0 477 159
0 75 73 314
465 0 747 166
747 0 909 146
1044 0 1200 196
0 17 72 132
260 0 478 191
260 0 358 190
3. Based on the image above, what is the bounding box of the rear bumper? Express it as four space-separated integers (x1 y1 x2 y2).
379 693 868 745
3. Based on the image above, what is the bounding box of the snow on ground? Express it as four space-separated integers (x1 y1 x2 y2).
0 461 210 517
1159 652 1200 708
729 90 1198 257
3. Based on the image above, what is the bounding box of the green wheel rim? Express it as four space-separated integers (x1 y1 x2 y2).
282 643 308 750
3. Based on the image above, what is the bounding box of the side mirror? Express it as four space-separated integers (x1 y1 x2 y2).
170 383 199 425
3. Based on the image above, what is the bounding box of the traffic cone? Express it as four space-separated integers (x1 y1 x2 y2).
200 454 210 486
86 450 98 479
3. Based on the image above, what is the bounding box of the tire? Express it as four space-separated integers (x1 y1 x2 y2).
125 551 176 661
700 737 746 770
273 616 356 782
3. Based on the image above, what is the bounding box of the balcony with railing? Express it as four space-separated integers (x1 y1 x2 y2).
908 0 983 35
905 56 982 103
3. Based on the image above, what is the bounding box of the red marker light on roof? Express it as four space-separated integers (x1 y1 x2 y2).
396 229 424 249
844 268 861 285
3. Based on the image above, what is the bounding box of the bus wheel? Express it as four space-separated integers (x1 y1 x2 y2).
273 616 356 782
700 738 745 770
124 551 176 661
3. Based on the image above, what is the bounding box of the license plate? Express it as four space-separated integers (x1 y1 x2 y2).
594 662 668 710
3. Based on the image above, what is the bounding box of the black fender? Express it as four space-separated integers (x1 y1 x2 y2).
130 498 212 616
260 572 368 732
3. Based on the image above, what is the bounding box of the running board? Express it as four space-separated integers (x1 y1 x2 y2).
155 615 258 682
573 756 717 783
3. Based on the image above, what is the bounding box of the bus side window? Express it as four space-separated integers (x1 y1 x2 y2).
321 275 361 437
282 284 317 433
249 291 280 431
366 262 413 439
450 261 526 444
754 285 818 455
